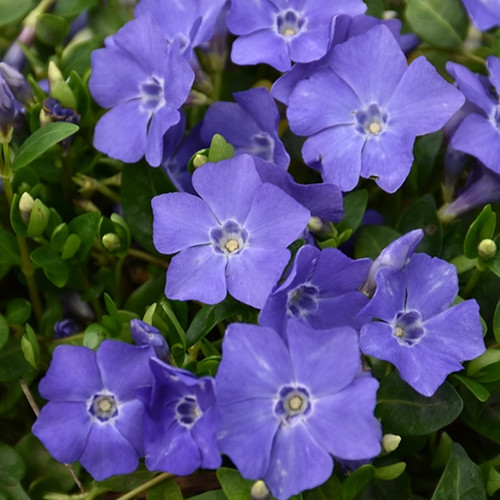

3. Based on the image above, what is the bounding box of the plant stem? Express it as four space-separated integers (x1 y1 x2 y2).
462 267 482 298
115 473 174 500
127 247 169 269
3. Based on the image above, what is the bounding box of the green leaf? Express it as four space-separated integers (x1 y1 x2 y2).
452 374 490 402
396 195 442 256
187 492 226 500
464 205 496 259
431 443 486 500
0 339 31 381
208 134 235 163
0 316 9 352
484 465 500 497
147 479 183 500
0 228 21 267
35 13 69 46
0 442 25 484
160 299 187 348
374 462 407 481
336 189 368 235
97 469 156 492
10 194 27 238
6 299 31 326
494 299 500 344
186 297 250 347
124 273 166 316
60 233 81 260
304 475 342 500
405 0 468 48
0 0 32 26
30 244 69 287
54 0 98 18
217 467 254 500
461 387 500 444
83 323 110 349
21 324 39 369
376 371 463 435
342 465 375 500
354 225 401 260
12 122 79 170
68 211 100 261
121 163 175 254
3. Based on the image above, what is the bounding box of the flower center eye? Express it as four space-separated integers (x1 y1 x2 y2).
276 9 305 38
176 395 202 428
393 310 425 346
89 394 118 422
210 220 248 256
140 76 165 111
287 284 319 318
274 385 311 425
355 103 388 137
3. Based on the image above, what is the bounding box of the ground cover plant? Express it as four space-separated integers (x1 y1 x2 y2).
1 0 500 499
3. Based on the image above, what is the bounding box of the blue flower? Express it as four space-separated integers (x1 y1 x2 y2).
32 340 154 480
142 358 221 474
152 154 310 308
216 320 381 499
461 0 500 31
359 253 485 396
89 14 194 166
130 319 170 361
287 25 465 192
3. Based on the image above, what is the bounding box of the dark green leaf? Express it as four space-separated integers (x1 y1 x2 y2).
342 465 375 500
452 374 490 402
6 299 31 326
160 299 187 348
464 205 496 259
60 233 81 260
121 163 175 254
187 492 226 500
217 467 254 500
124 273 166 316
0 228 20 267
12 122 79 170
494 299 500 344
304 475 342 500
35 14 69 46
186 298 250 347
54 0 98 18
363 0 384 17
68 211 100 261
376 371 463 435
97 469 156 492
0 316 8 353
0 0 32 26
147 479 183 500
10 194 27 237
0 442 25 483
30 244 69 287
431 443 486 500
336 189 368 235
354 225 401 260
405 0 468 48
0 339 31 381
396 195 442 256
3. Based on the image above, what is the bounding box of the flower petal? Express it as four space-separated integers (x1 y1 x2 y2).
145 105 181 167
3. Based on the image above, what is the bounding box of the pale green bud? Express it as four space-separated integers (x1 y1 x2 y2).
478 239 497 260
250 480 270 500
101 233 121 253
19 192 35 222
382 433 402 454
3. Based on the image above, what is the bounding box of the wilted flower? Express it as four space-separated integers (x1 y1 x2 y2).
32 340 154 480
216 320 381 499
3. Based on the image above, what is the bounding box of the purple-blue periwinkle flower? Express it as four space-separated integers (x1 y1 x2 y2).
135 0 227 60
89 14 194 167
461 0 500 31
0 77 15 138
152 154 310 308
359 253 485 396
32 340 155 480
359 229 424 296
0 62 34 107
216 320 381 499
53 318 80 339
130 319 170 361
439 164 500 222
259 244 371 334
142 358 221 474
227 0 366 72
201 87 289 169
446 56 500 176
287 25 465 192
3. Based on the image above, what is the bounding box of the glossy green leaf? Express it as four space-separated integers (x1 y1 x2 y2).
484 465 500 497
374 462 407 481
304 475 342 500
217 467 254 500
376 372 463 435
0 228 21 267
147 479 183 500
6 299 31 326
464 205 496 259
342 464 375 500
336 189 368 235
453 374 490 402
60 233 81 259
405 0 468 48
396 194 442 256
0 339 31 381
21 324 39 369
30 244 69 287
121 162 175 254
35 14 69 46
354 225 401 260
12 122 79 170
160 299 187 348
68 211 100 261
461 388 500 444
0 442 25 484
431 443 486 500
186 297 250 347
0 0 32 26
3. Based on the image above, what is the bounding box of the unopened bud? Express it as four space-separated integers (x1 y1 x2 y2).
250 480 270 500
101 233 121 252
307 216 324 233
26 198 50 237
193 153 208 168
19 192 35 222
382 433 402 454
0 62 34 106
478 238 497 260
48 61 77 109
0 78 15 141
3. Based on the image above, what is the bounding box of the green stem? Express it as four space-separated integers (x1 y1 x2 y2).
127 247 169 269
115 255 125 306
24 0 57 26
462 267 483 298
115 472 174 500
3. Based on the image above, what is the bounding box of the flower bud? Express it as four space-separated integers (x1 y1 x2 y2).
26 198 51 237
54 318 80 339
192 153 208 168
0 77 15 142
307 216 324 233
130 319 169 361
478 239 497 260
19 192 35 222
101 233 121 253
48 61 77 109
250 480 271 500
0 62 34 106
382 433 402 454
